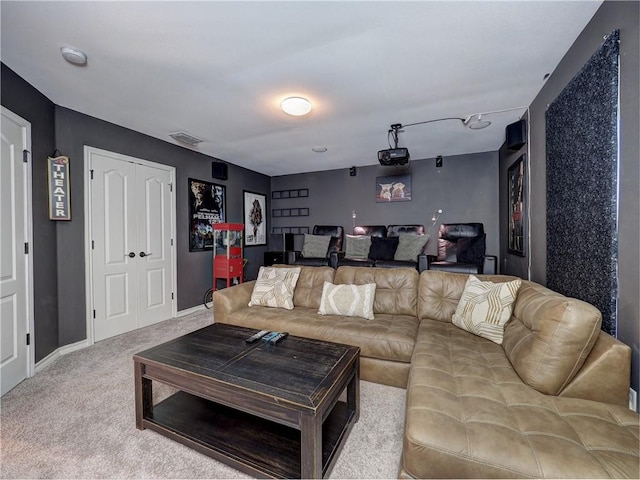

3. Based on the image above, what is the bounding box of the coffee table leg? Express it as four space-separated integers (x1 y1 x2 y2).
134 360 152 430
347 360 360 422
300 413 322 479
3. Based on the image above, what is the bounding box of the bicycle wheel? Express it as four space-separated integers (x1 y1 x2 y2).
203 288 213 309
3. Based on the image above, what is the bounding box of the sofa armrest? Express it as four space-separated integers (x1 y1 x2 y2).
559 330 631 406
212 281 255 323
287 250 301 264
329 251 345 268
482 255 497 275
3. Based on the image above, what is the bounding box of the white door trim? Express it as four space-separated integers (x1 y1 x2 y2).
83 146 177 345
1 106 35 380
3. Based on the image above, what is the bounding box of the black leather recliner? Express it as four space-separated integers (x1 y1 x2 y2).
427 223 497 274
288 225 344 267
334 224 429 272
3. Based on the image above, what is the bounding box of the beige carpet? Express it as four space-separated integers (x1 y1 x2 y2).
1 309 406 479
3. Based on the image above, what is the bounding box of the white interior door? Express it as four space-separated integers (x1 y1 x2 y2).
135 164 173 328
88 148 174 342
1 108 31 395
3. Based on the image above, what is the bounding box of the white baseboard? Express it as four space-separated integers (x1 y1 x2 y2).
177 304 208 317
35 338 91 373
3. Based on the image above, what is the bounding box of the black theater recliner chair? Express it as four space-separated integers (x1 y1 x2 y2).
427 222 497 274
288 225 344 267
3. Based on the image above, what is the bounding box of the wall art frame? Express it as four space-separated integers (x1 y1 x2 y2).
188 178 225 252
507 155 526 256
243 190 267 246
375 174 412 202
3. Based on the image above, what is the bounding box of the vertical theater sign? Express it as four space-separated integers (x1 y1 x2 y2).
48 155 71 220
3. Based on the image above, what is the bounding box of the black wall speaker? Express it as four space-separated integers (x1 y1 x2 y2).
349 166 356 176
506 119 527 151
212 161 228 180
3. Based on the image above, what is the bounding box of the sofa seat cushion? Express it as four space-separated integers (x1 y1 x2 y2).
221 306 419 363
402 319 640 479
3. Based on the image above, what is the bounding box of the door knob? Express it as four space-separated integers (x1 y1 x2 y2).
128 252 136 258
139 252 151 258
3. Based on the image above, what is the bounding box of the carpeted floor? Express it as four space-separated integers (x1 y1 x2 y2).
1 309 406 479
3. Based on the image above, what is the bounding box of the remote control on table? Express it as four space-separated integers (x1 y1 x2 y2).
245 330 270 343
261 332 279 342
269 332 289 345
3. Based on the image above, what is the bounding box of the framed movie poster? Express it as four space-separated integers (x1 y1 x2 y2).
376 174 412 202
243 190 267 246
508 155 526 256
189 178 225 251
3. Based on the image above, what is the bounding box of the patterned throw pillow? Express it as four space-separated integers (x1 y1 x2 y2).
393 234 429 261
452 275 522 344
318 282 376 320
301 234 331 258
248 266 301 310
344 235 372 260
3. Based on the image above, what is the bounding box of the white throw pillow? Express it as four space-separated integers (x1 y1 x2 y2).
318 282 376 320
248 266 301 310
452 275 522 345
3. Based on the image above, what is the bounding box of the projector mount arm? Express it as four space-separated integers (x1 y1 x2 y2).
387 118 465 149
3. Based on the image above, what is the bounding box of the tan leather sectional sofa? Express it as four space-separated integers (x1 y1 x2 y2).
213 265 640 478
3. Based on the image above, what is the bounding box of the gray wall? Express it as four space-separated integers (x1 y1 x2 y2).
271 151 500 259
526 0 639 398
1 64 59 362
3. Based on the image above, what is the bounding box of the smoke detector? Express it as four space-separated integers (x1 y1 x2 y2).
60 46 87 66
169 131 204 146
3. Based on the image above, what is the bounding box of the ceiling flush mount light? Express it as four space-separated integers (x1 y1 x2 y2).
464 114 492 130
281 97 312 116
60 46 87 66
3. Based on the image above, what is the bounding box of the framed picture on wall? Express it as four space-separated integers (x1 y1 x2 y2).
508 155 526 256
189 178 225 252
376 174 412 202
243 190 267 246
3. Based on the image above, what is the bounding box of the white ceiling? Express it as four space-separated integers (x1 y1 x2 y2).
1 1 602 176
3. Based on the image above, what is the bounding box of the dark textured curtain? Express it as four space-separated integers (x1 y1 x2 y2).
545 30 619 336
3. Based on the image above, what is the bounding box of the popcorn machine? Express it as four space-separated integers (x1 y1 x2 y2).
212 223 244 291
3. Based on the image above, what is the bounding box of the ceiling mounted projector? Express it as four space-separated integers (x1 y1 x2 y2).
378 148 410 166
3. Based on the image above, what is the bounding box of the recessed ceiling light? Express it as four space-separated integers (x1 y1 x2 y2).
281 97 312 116
312 146 327 153
60 46 87 66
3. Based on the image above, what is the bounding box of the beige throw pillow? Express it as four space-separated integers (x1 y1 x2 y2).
394 234 429 261
344 235 372 260
248 266 301 310
452 275 522 344
318 282 376 320
301 234 331 258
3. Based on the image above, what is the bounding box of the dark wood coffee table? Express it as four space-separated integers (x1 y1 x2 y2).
133 323 360 479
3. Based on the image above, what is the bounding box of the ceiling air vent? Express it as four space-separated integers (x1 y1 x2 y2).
169 131 203 146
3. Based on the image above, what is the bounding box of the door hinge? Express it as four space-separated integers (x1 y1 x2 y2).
26 333 30 346
23 150 29 163
93 310 96 319
92 240 95 250
169 183 173 192
171 238 174 246
171 292 174 300
90 169 94 180
24 242 29 254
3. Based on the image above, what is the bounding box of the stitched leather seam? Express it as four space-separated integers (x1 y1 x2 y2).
559 317 600 392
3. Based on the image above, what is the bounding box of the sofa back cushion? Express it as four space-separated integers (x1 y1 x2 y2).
502 281 602 395
273 265 335 309
335 266 418 316
418 270 517 323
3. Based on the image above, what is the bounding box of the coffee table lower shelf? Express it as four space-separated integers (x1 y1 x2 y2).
143 391 355 479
